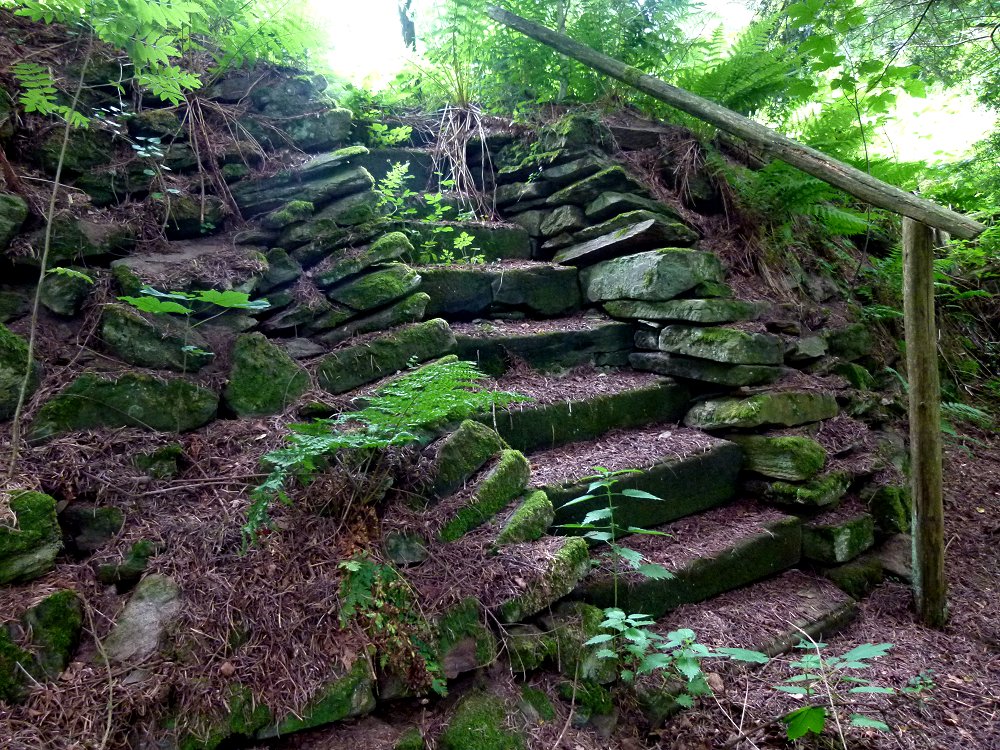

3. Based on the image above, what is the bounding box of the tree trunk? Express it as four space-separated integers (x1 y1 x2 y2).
903 217 948 628
485 5 985 240
399 0 416 51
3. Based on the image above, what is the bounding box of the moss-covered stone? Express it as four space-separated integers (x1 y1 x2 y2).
22 590 83 678
385 532 428 565
541 602 617 684
38 128 114 176
393 221 532 262
490 265 581 317
316 319 456 394
803 512 875 564
419 266 496 318
629 351 782 387
256 248 303 293
440 692 526 750
539 205 586 237
428 420 506 500
0 626 33 702
557 679 613 715
326 263 421 312
436 598 497 679
223 333 309 417
179 684 274 750
39 267 92 316
866 485 912 535
583 192 683 223
97 540 161 591
128 108 181 139
540 113 613 153
504 624 553 673
103 573 182 664
395 727 426 750
30 373 219 441
155 194 227 240
498 537 591 623
0 490 61 584
1 323 41 421
59 504 125 555
519 685 556 722
317 292 429 346
581 248 723 303
134 443 184 479
824 323 872 362
0 288 30 323
684 391 840 431
605 297 765 324
440 449 531 541
824 556 883 599
261 200 315 230
314 231 415 290
657 325 783 365
832 361 875 390
753 471 852 509
496 491 554 544
259 658 376 737
546 167 643 206
727 434 827 481
555 218 698 266
17 217 137 268
101 304 213 372
0 193 28 249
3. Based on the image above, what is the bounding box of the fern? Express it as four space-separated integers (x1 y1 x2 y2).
11 61 90 127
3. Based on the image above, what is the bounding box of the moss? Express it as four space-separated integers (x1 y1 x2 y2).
179 685 274 750
504 624 554 673
223 333 309 417
762 471 852 509
692 280 732 297
440 692 526 750
326 263 421 312
97 540 161 590
0 490 61 585
30 373 219 441
803 513 875 564
824 557 883 599
395 727 426 750
40 267 92 316
22 590 83 678
0 627 33 703
257 248 303 293
496 491 554 545
0 193 29 248
266 659 376 736
831 361 875 390
111 264 144 296
101 304 213 373
558 680 613 715
439 449 531 542
658 325 783 366
728 434 827 481
436 598 497 676
519 686 556 722
867 485 911 535
684 391 840 431
498 537 591 623
1 322 41 420
317 292 430 347
430 420 506 500
134 443 185 479
262 200 315 229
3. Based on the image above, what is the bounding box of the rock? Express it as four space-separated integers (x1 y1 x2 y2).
865 485 912 535
420 267 495 318
155 194 227 240
316 319 456 394
824 556 884 599
317 293 429 347
59 505 125 555
396 728 427 750
0 193 28 249
30 373 219 441
496 491 554 545
20 590 83 678
98 540 161 591
231 151 372 217
657 325 784 365
539 113 613 153
510 209 548 237
546 167 645 206
1 323 41 421
608 123 672 150
541 154 607 187
504 625 553 673
831 361 875 390
101 304 213 372
693 280 733 298
540 602 617 683
127 108 182 139
497 537 591 623
440 692 526 750
261 200 315 230
824 323 872 362
103 574 182 664
0 626 33 703
315 232 415 289
18 217 137 268
39 267 92 316
223 333 309 417
38 129 114 176
435 598 497 680
427 420 506 500
684 391 840 431
554 218 692 267
258 659 377 738
491 265 581 316
134 444 184 479
573 208 693 244
0 288 30 323
751 471 852 509
539 205 586 237
111 237 264 291
298 188 381 233
786 335 827 363
395 222 532 262
161 143 200 172
495 180 557 209
629 352 782 387
385 533 428 565
353 147 434 187
0 491 61 585
584 192 679 222
605 297 766 324
257 248 303 293
261 107 353 153
727 434 827 481
260 298 334 335
326 263 421 311
803 512 875 564
440 449 531 541
581 248 723 303
872 534 912 581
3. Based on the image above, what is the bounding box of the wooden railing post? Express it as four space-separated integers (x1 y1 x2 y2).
902 217 947 627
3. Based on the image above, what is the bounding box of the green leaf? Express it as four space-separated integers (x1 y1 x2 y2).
118 295 193 315
837 643 893 664
580 507 613 525
714 647 769 664
48 267 94 284
849 714 891 731
583 633 614 646
637 652 673 675
194 289 270 311
560 493 597 508
849 686 896 695
637 563 673 580
619 488 662 500
674 693 693 708
784 706 826 740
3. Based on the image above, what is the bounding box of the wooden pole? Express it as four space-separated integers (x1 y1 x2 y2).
485 6 986 240
902 217 947 627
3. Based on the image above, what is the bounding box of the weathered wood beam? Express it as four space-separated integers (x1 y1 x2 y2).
903 218 948 628
486 6 986 240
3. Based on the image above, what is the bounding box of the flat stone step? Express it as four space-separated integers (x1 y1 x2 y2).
476 369 691 453
452 315 633 375
575 503 802 618
529 426 742 533
418 261 580 319
389 220 531 261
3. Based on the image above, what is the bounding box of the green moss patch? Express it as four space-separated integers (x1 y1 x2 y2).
803 512 875 565
1 323 41 421
223 333 309 417
728 434 827 481
428 420 506 501
866 485 912 535
824 557 884 599
496 491 554 544
684 391 840 431
540 602 617 684
440 692 526 750
326 263 421 312
261 658 376 737
440 449 531 541
498 537 591 623
519 685 556 722
0 490 61 584
754 471 852 509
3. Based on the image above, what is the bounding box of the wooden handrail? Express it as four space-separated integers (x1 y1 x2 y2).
486 5 986 240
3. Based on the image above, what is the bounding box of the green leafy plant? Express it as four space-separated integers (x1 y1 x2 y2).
368 122 413 147
47 267 95 284
11 61 90 127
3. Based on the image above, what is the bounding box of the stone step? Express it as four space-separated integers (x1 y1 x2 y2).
418 261 580 319
476 369 691 453
528 426 742 532
389 220 531 262
575 503 802 618
452 315 634 375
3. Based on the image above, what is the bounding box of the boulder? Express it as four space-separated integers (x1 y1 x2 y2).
496 491 554 545
103 574 182 664
326 263 421 311
0 193 28 249
101 304 213 372
539 205 586 237
504 624 553 673
539 602 618 684
605 298 766 324
30 373 218 440
786 335 827 363
98 540 161 591
1 323 41 421
510 209 548 237
439 449 532 541
110 237 264 291
629 352 782 387
19 590 83 678
223 333 309 417
395 222 532 262
545 167 645 206
18 217 137 268
426 420 506 500
539 113 613 153
824 323 873 362
261 200 315 230
495 180 557 209
865 485 912 535
316 319 456 394
726 434 827 481
0 491 61 584
657 325 783 365
581 248 724 303
127 108 182 139
435 598 497 680
0 288 30 323
684 391 840 431
39 268 92 316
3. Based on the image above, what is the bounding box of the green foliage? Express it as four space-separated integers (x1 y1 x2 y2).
11 62 89 127
368 123 413 147
47 267 94 284
118 285 269 319
243 358 527 547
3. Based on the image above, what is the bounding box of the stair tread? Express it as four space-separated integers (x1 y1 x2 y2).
492 367 668 407
452 313 626 338
415 259 566 272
